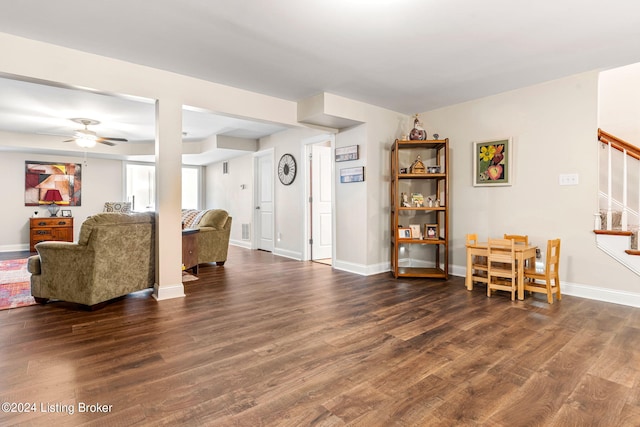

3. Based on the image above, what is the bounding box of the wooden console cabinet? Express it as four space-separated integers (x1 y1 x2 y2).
30 217 74 252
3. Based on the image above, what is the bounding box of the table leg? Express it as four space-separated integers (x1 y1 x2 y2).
517 252 525 300
466 247 473 291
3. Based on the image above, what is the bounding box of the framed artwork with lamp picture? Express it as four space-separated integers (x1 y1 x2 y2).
24 161 82 212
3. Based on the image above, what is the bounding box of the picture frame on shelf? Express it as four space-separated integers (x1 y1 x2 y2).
424 224 438 239
398 228 412 239
409 224 422 239
473 137 512 186
61 210 72 218
410 193 424 207
335 145 359 162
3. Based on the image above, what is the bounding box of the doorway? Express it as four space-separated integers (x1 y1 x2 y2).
306 137 334 264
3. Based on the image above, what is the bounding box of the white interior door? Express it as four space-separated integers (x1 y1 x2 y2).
256 152 274 252
311 144 332 260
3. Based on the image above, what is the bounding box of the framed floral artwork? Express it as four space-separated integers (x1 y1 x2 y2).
473 137 512 186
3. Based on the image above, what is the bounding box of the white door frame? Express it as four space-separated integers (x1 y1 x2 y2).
253 148 275 251
302 134 336 262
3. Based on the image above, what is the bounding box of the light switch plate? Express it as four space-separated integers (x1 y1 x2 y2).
559 173 579 186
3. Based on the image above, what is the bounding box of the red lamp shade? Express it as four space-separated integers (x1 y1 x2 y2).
43 189 63 203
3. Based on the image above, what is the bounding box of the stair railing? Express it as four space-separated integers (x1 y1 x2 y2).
597 129 640 232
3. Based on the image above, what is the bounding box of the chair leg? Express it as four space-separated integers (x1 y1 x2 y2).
546 279 553 304
555 277 562 301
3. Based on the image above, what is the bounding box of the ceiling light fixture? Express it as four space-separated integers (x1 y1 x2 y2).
74 129 98 148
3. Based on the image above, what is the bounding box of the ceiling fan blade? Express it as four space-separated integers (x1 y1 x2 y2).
96 139 117 146
63 139 74 142
100 137 128 142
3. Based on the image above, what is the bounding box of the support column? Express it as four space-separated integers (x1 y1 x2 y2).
153 99 185 301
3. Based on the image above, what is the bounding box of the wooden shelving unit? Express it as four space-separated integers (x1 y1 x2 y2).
390 139 449 279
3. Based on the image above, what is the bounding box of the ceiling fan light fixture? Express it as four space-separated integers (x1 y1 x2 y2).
75 131 98 148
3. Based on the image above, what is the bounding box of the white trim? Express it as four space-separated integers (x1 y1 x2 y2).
561 281 640 308
595 233 640 276
273 247 303 261
333 259 390 276
152 282 185 301
450 265 640 308
0 244 30 252
230 239 252 249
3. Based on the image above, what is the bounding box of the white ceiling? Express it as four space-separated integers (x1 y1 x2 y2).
1 0 640 162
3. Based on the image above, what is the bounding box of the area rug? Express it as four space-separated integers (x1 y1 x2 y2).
182 271 199 283
0 258 36 310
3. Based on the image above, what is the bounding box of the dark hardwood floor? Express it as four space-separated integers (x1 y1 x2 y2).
1 246 639 426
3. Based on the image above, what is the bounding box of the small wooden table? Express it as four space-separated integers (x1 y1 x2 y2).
182 228 199 275
466 242 537 300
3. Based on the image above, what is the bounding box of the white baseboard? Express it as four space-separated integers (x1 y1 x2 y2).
332 259 390 276
273 247 303 261
230 239 252 249
0 244 30 252
450 264 640 308
152 283 185 301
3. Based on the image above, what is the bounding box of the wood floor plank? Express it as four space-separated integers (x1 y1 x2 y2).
0 246 638 426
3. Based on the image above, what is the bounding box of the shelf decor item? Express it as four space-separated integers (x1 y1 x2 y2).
411 193 424 207
410 155 426 174
409 114 427 140
473 137 512 186
398 228 412 239
409 224 422 239
424 224 438 239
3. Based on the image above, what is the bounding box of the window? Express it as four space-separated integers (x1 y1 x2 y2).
125 162 201 211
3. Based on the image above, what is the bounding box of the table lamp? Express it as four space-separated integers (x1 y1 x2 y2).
43 189 63 217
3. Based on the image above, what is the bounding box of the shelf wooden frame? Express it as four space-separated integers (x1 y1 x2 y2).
390 138 449 279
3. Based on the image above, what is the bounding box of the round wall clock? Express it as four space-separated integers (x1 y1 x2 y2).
278 153 297 185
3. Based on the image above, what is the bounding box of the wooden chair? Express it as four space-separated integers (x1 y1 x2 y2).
504 234 530 268
524 239 561 304
466 233 488 285
487 238 517 300
504 234 528 245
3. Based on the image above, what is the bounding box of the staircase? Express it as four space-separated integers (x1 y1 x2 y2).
595 129 640 275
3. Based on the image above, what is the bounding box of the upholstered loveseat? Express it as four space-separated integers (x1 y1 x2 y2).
28 212 155 309
181 209 232 265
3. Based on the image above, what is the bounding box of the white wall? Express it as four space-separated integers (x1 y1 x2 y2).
259 127 327 259
0 149 123 250
422 71 640 297
599 62 640 144
205 155 255 246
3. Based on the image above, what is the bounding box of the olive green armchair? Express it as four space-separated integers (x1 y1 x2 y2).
181 209 232 266
28 212 156 309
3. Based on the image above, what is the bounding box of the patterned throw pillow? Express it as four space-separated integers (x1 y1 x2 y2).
181 209 201 229
104 202 132 213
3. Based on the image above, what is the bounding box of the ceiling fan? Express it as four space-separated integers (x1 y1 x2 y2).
64 118 128 148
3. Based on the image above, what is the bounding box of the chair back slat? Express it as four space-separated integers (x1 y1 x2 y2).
504 234 529 245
